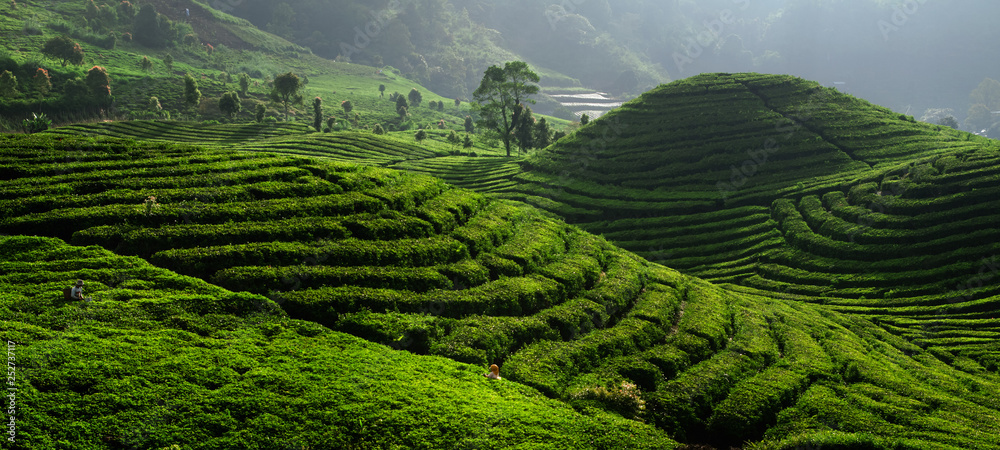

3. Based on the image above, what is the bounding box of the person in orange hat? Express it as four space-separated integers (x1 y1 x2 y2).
484 364 501 380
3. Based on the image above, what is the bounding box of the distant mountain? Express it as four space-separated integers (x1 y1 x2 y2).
217 0 1000 127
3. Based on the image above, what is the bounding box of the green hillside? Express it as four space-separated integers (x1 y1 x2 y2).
492 73 1000 371
0 0 479 132
4 121 1000 449
2 235 676 449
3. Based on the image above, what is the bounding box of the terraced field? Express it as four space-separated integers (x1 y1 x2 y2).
4 131 1000 449
498 73 1000 372
43 124 524 194
11 73 1000 448
45 121 313 145
2 235 678 449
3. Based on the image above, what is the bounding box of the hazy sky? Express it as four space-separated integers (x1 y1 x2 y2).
666 0 999 122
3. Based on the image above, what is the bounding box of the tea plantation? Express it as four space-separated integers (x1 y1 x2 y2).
2 235 677 449
4 73 1000 449
508 73 1000 374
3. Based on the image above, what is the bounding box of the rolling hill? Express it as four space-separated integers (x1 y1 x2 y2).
502 73 1000 371
5 72 1000 449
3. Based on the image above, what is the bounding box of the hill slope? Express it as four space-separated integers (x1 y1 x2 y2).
1 235 674 449
40 73 1000 374
4 132 1000 449
491 73 1000 370
0 0 473 132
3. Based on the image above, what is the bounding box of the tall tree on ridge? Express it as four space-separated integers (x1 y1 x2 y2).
472 61 540 157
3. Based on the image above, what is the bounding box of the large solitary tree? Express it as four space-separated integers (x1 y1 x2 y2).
41 36 85 67
273 72 301 121
472 61 540 157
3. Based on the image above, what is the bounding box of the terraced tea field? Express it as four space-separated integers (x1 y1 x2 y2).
4 130 1000 449
45 121 313 145
44 123 524 194
501 73 1000 372
2 235 679 449
9 72 1000 448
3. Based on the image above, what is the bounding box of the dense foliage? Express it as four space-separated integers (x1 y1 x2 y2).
1 235 675 449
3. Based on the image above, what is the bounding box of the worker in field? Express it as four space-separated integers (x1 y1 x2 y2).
484 364 501 380
65 279 90 301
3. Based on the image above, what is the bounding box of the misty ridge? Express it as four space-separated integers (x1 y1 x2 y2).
223 0 1000 131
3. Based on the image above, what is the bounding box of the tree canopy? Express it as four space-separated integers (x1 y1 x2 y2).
472 61 540 157
219 92 241 119
41 36 85 67
85 66 111 100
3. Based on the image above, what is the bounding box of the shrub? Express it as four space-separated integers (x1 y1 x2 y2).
31 68 51 98
133 4 169 48
395 92 407 111
255 103 266 122
148 96 161 113
184 73 201 107
239 72 250 94
21 113 51 134
312 97 323 131
0 70 17 97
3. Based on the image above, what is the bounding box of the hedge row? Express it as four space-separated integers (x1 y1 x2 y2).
151 236 469 276
449 201 526 256
414 188 489 233
3 192 386 240
211 265 453 294
72 217 351 257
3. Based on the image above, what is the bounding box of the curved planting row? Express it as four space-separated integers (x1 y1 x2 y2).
390 156 523 193
43 120 312 144
233 132 444 165
748 153 1000 364
48 123 531 202
500 73 1000 273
